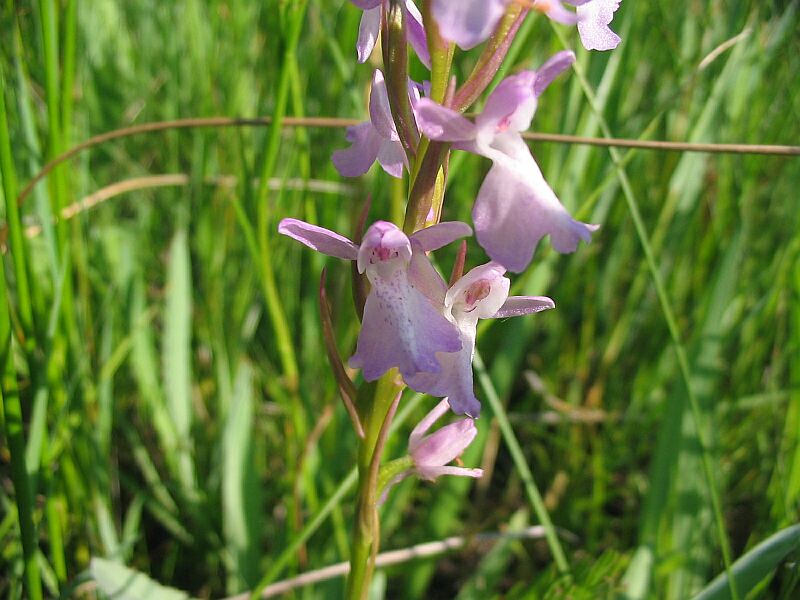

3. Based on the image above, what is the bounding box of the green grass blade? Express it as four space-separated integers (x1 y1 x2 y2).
548 23 738 598
222 360 262 592
163 228 197 498
0 243 41 599
0 65 34 338
254 0 309 392
90 558 189 600
473 350 569 574
692 524 800 600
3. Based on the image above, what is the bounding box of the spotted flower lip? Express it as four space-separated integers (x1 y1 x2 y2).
415 51 599 272
351 0 431 67
431 0 621 52
405 262 555 417
408 398 483 481
278 218 472 381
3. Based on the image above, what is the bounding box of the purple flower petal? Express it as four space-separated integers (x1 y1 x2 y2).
406 340 482 417
406 263 512 417
407 399 483 482
576 0 621 51
277 218 359 260
348 275 461 380
350 0 381 9
411 418 477 465
416 465 484 480
377 138 408 178
471 162 558 272
473 136 598 271
533 50 576 96
356 221 413 274
350 222 462 381
411 221 473 252
476 71 538 135
542 1 579 25
446 262 510 319
431 0 508 50
356 6 381 63
415 98 478 141
408 240 449 305
404 0 431 68
331 122 382 177
493 296 555 318
369 70 398 141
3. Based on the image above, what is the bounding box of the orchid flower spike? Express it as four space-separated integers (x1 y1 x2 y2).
350 0 431 67
431 0 621 52
408 398 483 481
406 262 554 417
415 51 599 272
278 218 473 381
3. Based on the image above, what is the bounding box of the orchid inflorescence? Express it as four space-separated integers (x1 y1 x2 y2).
278 2 620 596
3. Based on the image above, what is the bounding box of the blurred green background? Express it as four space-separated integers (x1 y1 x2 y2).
1 0 798 598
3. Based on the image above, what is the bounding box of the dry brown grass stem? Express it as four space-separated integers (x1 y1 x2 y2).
16 116 800 207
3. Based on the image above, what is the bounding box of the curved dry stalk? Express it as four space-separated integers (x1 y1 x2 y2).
16 116 799 207
225 525 577 599
18 174 354 240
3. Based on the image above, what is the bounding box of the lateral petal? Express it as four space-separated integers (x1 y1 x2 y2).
415 98 478 141
533 50 576 97
404 0 432 68
357 6 381 63
493 296 555 318
278 218 359 260
410 221 473 252
332 122 382 177
431 0 508 50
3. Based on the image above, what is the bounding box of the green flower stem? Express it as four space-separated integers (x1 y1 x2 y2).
422 0 454 104
403 140 449 234
378 456 414 493
401 1 456 234
384 0 419 161
346 374 405 600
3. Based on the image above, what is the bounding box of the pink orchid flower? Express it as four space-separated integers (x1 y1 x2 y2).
406 262 554 416
278 218 472 381
350 0 430 67
408 398 484 481
432 0 621 52
415 51 599 272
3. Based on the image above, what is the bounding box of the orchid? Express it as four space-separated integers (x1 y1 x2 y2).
408 398 483 481
415 51 599 272
405 262 554 416
278 218 472 381
431 0 621 52
351 0 431 67
332 70 412 178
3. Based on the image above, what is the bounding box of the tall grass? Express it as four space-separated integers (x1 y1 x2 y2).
0 1 798 598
